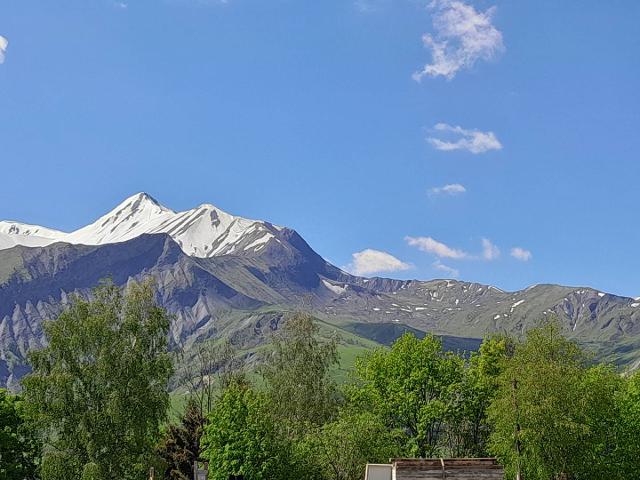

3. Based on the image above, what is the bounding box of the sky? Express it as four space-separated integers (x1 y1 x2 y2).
1 0 639 297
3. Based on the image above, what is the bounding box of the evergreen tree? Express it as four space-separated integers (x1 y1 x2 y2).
157 400 206 480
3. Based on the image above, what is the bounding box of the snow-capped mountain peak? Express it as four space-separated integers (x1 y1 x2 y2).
64 193 175 246
0 193 282 258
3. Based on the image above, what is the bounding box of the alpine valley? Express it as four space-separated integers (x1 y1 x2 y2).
1 193 639 388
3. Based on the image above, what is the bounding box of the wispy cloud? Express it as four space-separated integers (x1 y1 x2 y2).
511 247 532 262
429 183 466 196
0 36 8 64
428 123 502 154
405 236 468 259
433 260 459 278
413 0 503 81
481 238 500 260
345 249 412 276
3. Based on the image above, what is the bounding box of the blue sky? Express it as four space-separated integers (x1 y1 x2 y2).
1 0 639 297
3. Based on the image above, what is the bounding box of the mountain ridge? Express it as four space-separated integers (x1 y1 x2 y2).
1 194 639 389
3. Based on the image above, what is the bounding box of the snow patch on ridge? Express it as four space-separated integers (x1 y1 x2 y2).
322 280 347 295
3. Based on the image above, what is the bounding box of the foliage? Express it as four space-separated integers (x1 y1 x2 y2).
157 399 206 480
0 389 40 480
261 312 340 432
40 452 78 480
201 382 297 480
488 322 627 480
298 410 403 480
176 339 244 418
608 370 640 479
444 334 514 457
350 333 465 457
81 463 103 480
22 280 173 480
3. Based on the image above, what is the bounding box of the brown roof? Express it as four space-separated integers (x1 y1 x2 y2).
391 458 504 479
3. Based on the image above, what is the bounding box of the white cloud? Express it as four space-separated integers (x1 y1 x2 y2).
345 249 412 276
511 247 532 262
429 183 466 196
0 36 8 65
405 236 468 259
433 260 459 278
413 0 504 81
428 123 502 154
481 238 500 260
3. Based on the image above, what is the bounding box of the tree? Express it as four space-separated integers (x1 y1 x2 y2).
261 312 339 433
157 399 206 480
607 370 640 479
161 339 243 479
201 382 297 480
176 339 244 418
573 364 625 480
22 280 173 480
299 410 402 480
487 322 624 480
444 335 514 457
0 389 40 480
351 333 463 457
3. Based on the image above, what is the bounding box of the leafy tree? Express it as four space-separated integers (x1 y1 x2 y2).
161 340 244 479
608 370 640 479
299 410 402 480
350 333 463 457
261 312 339 432
487 322 625 480
444 335 515 457
0 389 40 480
176 339 244 418
201 382 297 480
22 280 173 480
157 399 206 480
573 364 625 480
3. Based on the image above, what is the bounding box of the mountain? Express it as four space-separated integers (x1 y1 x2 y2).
0 193 282 258
1 193 639 388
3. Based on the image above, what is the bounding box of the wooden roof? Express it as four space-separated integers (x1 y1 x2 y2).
391 458 504 480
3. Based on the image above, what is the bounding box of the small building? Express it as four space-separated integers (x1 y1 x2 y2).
365 458 504 480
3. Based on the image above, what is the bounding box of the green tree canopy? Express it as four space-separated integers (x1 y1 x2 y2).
201 382 297 480
444 334 515 457
488 322 626 480
0 389 40 480
261 312 339 432
350 333 464 457
22 280 173 480
298 410 402 480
